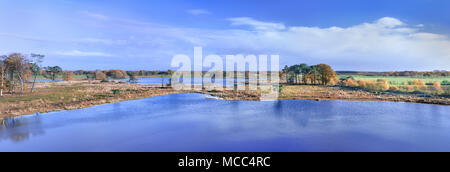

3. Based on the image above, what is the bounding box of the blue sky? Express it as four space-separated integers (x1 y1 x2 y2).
0 0 449 71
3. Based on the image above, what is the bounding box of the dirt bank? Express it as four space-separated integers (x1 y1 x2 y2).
0 81 189 117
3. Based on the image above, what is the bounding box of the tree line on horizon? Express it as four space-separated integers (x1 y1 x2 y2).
337 71 449 77
281 63 448 95
0 52 178 96
1 52 448 96
71 70 174 79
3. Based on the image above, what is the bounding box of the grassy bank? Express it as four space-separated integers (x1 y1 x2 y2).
338 75 450 86
280 85 449 105
0 81 188 117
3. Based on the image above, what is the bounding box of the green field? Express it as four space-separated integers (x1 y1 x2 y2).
338 75 450 86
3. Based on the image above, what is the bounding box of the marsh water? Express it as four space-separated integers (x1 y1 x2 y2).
108 77 249 86
0 93 449 152
108 77 171 85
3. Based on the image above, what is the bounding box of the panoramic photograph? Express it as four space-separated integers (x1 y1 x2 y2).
0 0 449 157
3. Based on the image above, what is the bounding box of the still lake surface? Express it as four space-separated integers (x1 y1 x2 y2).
109 77 248 86
0 93 449 152
108 77 170 85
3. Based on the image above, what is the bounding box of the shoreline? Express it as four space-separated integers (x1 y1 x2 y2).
10 91 448 120
0 81 190 117
203 85 449 105
278 97 449 105
0 81 448 118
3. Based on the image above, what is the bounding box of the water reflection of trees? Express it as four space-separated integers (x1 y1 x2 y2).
272 100 337 127
0 114 44 142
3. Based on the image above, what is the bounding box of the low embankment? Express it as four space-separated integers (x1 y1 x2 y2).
280 85 449 105
0 81 187 117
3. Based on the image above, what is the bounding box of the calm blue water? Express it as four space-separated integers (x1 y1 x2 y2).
109 77 247 86
32 80 63 83
0 93 449 152
108 77 170 85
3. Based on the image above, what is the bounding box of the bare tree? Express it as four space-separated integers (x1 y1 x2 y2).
5 53 30 94
0 55 7 96
30 54 44 93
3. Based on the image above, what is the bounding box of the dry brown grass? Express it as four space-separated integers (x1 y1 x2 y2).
280 85 449 105
280 85 378 100
0 81 188 117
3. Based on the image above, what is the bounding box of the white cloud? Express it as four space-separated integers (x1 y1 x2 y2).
411 33 447 39
0 32 54 42
187 9 210 15
54 50 112 57
194 17 449 70
227 17 286 31
78 38 128 45
81 11 109 20
375 17 404 28
78 15 449 70
3 12 449 70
